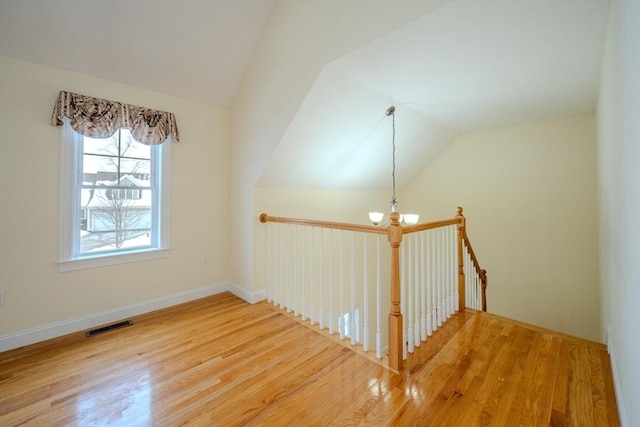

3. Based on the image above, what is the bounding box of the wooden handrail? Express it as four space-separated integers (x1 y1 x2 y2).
259 213 387 235
260 213 461 235
402 218 459 234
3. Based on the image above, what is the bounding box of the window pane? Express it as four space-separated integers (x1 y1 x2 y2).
119 130 150 160
80 188 152 253
83 154 118 186
84 135 119 156
121 158 150 181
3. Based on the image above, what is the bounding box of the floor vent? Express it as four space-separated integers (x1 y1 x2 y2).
86 320 133 337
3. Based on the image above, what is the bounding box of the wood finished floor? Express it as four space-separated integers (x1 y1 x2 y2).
0 292 619 426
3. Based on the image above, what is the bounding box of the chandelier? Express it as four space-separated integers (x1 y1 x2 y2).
369 106 419 226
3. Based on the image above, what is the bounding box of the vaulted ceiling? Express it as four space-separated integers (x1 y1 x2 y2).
0 0 611 191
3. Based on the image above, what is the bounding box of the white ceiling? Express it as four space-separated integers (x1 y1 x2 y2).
0 0 612 191
0 0 274 107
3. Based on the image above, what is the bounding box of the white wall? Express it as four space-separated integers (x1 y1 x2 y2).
404 114 600 342
597 1 640 425
0 57 230 340
231 0 448 291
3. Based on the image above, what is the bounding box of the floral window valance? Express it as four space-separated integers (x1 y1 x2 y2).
51 91 180 145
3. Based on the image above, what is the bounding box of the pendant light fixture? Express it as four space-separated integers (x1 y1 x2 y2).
369 106 419 226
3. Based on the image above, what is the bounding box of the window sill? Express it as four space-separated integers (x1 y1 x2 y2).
58 248 170 272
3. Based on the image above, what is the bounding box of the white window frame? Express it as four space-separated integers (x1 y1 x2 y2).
58 119 170 272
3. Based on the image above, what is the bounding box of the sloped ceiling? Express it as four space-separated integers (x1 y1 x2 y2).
0 0 611 191
257 0 611 190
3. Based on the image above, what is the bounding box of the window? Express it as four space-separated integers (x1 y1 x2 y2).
59 120 170 271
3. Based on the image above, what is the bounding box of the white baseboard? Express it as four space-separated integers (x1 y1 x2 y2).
0 282 267 353
607 327 628 427
227 282 268 304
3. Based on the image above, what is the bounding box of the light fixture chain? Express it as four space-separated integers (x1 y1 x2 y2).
391 110 397 207
369 105 419 225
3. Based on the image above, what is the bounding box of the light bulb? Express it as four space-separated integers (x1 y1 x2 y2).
404 214 419 225
369 212 384 225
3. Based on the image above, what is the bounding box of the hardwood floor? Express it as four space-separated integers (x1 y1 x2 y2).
0 292 619 426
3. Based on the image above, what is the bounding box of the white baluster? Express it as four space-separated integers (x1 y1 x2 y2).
444 226 450 319
453 225 458 313
273 224 277 305
468 249 472 309
472 253 477 309
310 227 315 324
448 226 453 316
476 270 481 310
339 230 344 340
272 223 278 305
414 234 420 347
470 250 475 309
443 226 448 319
350 232 356 345
301 226 306 320
286 224 292 313
319 228 324 330
266 223 272 303
434 228 439 326
443 226 449 321
447 225 453 318
437 227 443 327
426 230 433 336
407 234 414 354
329 229 334 335
473 253 479 310
294 225 298 316
445 226 450 318
467 250 472 308
280 225 285 308
283 224 288 310
403 328 408 360
363 233 369 352
472 252 476 309
420 232 427 342
376 234 382 360
463 247 468 308
430 229 437 334
453 226 459 313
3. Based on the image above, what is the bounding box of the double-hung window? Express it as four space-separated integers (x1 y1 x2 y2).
59 121 170 271
54 92 176 272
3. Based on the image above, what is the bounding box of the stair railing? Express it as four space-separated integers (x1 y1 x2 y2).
259 207 486 371
457 208 488 311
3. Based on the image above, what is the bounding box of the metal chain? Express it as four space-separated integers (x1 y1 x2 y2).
391 111 396 207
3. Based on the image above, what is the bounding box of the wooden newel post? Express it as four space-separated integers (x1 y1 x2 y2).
455 207 466 311
388 211 403 371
